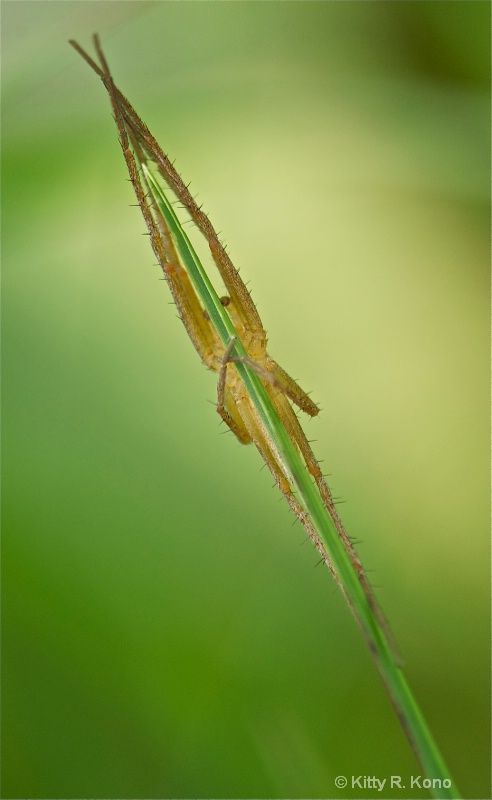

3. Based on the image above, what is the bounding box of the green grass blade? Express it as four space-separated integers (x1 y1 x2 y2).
145 164 460 800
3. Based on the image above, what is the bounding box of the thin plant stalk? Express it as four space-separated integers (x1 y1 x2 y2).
70 35 460 800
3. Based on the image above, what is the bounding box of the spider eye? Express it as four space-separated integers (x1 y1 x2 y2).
220 296 231 307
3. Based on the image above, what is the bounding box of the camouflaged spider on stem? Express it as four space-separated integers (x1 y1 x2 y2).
70 34 392 644
65 40 464 795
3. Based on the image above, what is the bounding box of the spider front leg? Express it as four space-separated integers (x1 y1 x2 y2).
218 342 306 508
222 363 344 593
217 338 252 444
270 387 398 657
216 336 298 448
84 37 226 382
221 296 320 418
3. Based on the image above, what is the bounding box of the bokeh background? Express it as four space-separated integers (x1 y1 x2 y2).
2 2 489 798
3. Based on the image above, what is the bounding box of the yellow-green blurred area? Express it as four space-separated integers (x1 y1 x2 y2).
2 1 489 798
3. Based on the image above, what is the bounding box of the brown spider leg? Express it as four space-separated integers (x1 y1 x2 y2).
71 38 267 362
217 339 252 444
130 133 223 372
121 108 267 346
267 358 320 417
229 353 320 419
221 296 319 418
72 38 265 442
89 36 223 375
269 387 399 660
233 388 349 595
229 355 282 389
221 294 319 420
217 337 342 588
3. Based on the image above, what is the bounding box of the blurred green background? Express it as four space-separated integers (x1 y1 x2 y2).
2 2 489 798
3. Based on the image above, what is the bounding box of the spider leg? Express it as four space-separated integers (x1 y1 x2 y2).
79 46 266 349
217 339 252 444
89 36 224 376
131 134 223 371
270 387 399 659
70 40 313 409
230 354 320 418
229 354 281 389
208 240 266 349
267 358 320 417
74 43 286 386
214 338 326 556
234 389 350 594
220 294 319 417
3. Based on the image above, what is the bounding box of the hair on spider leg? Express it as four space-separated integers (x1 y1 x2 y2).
219 428 243 441
218 428 233 437
298 531 310 543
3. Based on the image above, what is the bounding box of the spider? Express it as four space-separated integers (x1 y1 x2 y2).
70 36 387 637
